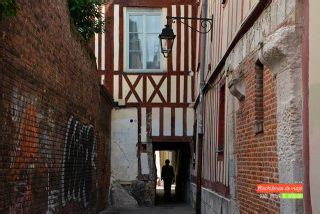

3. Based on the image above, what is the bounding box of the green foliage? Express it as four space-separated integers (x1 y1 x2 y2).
69 0 105 41
0 0 18 21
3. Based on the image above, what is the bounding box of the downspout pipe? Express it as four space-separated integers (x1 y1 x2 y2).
196 0 207 213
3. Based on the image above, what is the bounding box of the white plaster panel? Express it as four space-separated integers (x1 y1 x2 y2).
147 77 153 101
180 77 184 103
135 78 143 101
180 5 185 72
172 5 177 71
141 108 147 142
113 75 119 102
152 108 160 136
128 93 137 103
141 153 149 174
114 4 119 71
152 76 162 102
160 80 167 102
127 75 138 103
175 108 183 136
127 75 138 85
155 151 161 178
187 76 192 102
123 7 127 71
153 94 162 103
111 108 138 181
171 76 177 103
187 107 194 136
152 76 161 85
122 76 130 100
163 108 171 136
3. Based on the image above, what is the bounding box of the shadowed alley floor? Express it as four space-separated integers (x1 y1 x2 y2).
101 204 195 214
101 188 195 214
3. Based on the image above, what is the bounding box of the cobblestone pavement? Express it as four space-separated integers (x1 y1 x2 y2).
100 203 195 214
101 188 195 214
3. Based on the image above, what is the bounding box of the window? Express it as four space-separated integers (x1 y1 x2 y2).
127 10 162 72
217 83 225 161
253 60 264 134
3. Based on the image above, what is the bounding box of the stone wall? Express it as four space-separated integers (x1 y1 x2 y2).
309 0 320 213
189 183 230 214
0 0 112 213
225 0 304 213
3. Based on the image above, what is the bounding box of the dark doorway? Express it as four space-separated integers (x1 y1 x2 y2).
153 141 191 205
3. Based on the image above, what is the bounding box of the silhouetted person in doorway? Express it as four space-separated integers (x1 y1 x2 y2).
161 159 175 201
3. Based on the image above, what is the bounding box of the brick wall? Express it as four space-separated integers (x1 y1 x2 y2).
235 54 280 213
0 0 112 213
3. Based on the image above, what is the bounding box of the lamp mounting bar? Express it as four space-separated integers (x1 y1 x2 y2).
166 15 213 34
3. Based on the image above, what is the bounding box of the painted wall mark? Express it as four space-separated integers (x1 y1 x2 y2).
61 116 98 208
7 89 102 213
47 189 59 214
9 101 47 213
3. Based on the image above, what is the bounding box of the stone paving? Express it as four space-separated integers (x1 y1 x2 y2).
100 203 195 214
101 188 195 214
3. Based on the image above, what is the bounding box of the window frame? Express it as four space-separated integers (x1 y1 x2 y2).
125 9 163 73
217 83 226 161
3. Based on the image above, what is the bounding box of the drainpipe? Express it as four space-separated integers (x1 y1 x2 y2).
196 0 207 213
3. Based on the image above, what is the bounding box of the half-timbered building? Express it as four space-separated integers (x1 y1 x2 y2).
96 0 311 213
96 0 199 204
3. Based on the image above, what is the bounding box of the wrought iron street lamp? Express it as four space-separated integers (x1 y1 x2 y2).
159 15 213 58
159 22 176 58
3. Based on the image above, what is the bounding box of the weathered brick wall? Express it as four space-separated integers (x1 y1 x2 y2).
235 54 280 213
0 0 112 213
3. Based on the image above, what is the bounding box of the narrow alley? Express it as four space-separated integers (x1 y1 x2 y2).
0 0 319 214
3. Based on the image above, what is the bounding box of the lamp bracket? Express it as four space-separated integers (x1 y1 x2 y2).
166 15 213 34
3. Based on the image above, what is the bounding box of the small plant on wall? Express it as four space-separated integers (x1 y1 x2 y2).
0 0 18 21
68 0 105 41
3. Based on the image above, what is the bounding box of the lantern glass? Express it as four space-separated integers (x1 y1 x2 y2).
159 24 176 58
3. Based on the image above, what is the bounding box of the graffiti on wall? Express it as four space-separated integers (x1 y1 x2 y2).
8 89 99 212
10 104 40 213
61 116 98 208
9 89 50 213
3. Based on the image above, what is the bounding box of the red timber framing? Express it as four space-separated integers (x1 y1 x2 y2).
191 0 273 198
198 73 229 197
95 0 198 178
192 0 272 108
